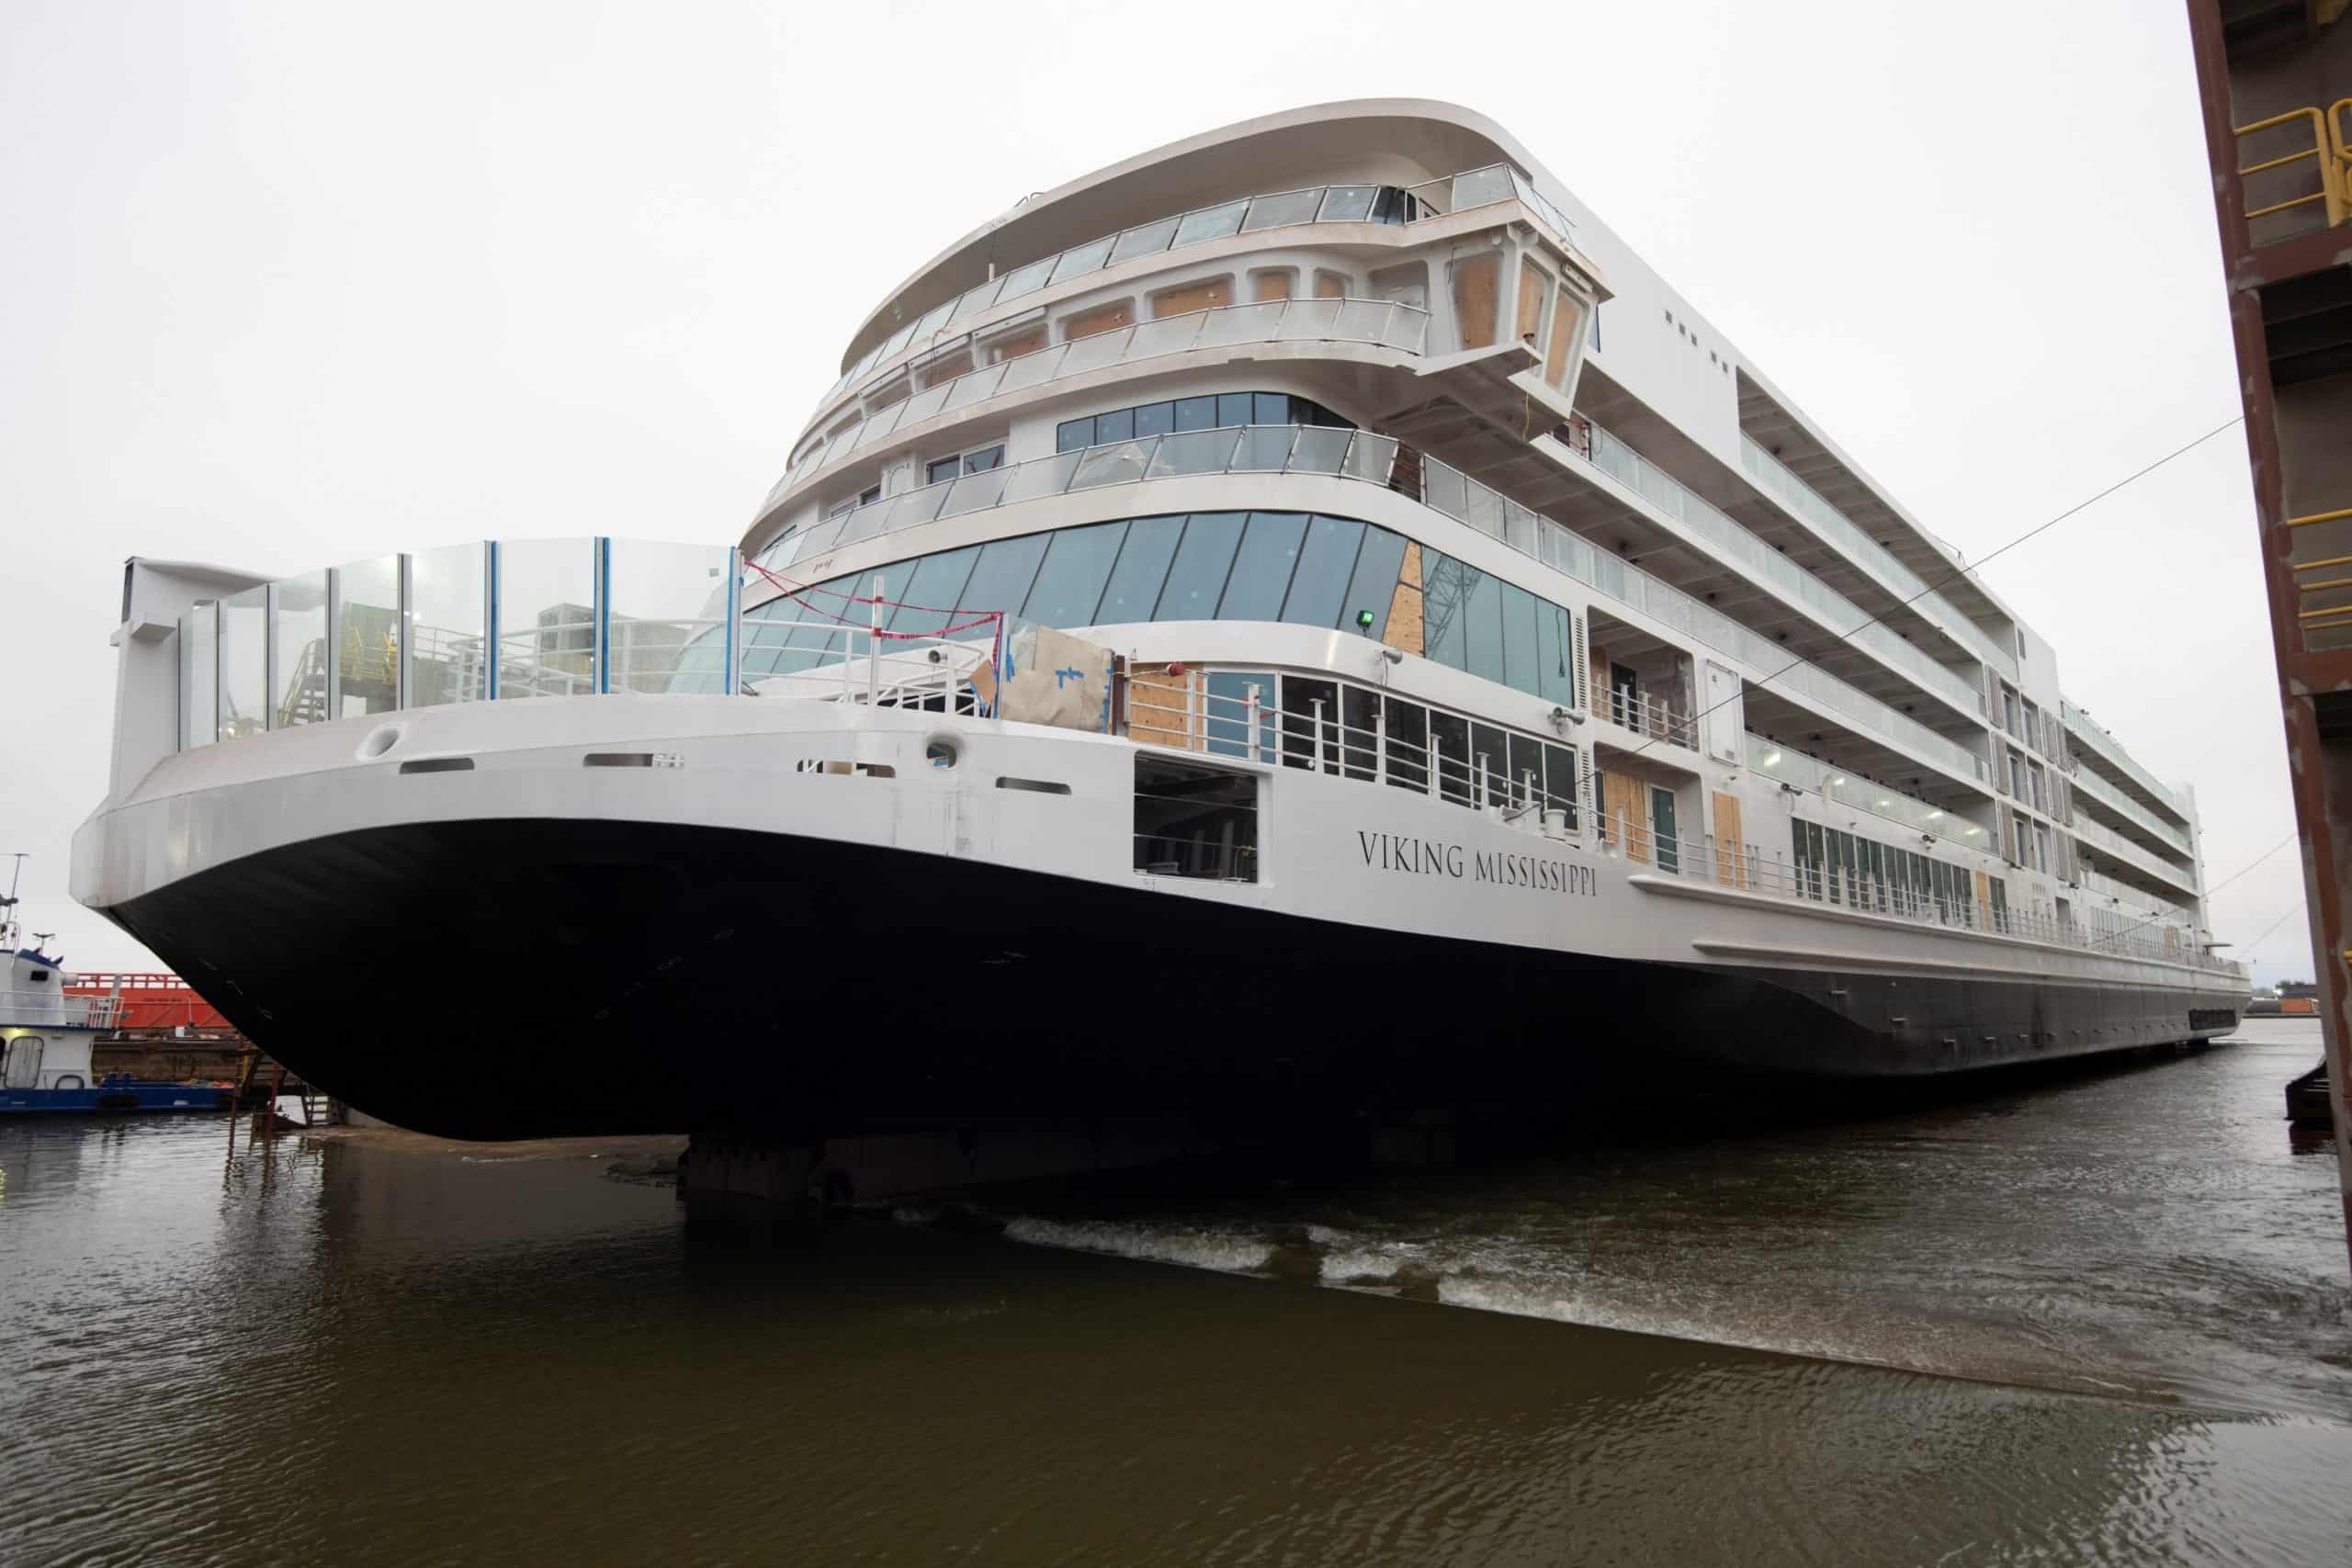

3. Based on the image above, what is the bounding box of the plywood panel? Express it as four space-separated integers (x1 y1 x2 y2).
1516 263 1548 344
1251 270 1294 302
1973 868 1994 931
1604 772 1649 864
1713 791 1746 887
1315 269 1350 299
1588 638 1608 716
1063 299 1134 341
1386 582 1426 657
1153 278 1232 317
1127 664 1197 750
1449 254 1500 349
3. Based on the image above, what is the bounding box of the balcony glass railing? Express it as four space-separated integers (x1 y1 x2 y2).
1744 734 1991 848
2059 699 2188 820
2076 868 2191 926
754 425 1989 787
2065 758 2193 855
768 297 1430 510
2071 811 2199 894
1736 434 2016 682
813 163 1566 420
1578 425 1986 719
173 538 740 750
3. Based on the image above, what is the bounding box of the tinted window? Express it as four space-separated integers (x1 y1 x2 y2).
1134 400 1174 437
1096 407 1134 442
1281 515 1363 627
1174 395 1216 432
1097 515 1185 624
956 536 1050 625
1464 569 1504 684
1280 677 1339 772
1422 552 1469 670
1218 512 1307 620
1204 670 1275 760
1057 417 1094 452
1500 581 1539 694
1386 697 1429 792
1341 686 1379 781
1430 711 1471 805
963 445 1004 473
1217 392 1252 428
1536 603 1574 705
1155 512 1245 620
927 457 959 485
1471 724 1509 803
1542 742 1577 825
1253 392 1290 424
1340 527 1408 639
887 546 981 637
1022 522 1128 627
1506 733 1543 809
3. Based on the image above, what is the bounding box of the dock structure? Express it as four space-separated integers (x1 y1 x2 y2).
2183 1 2352 1268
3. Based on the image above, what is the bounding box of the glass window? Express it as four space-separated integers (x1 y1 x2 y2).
1470 723 1509 804
1542 743 1577 825
1252 392 1291 424
1430 711 1471 806
1242 188 1323 231
1097 515 1186 624
1096 407 1135 443
963 444 1004 474
1022 522 1128 627
1341 686 1379 781
1170 200 1249 247
1133 400 1174 438
269 570 329 728
1280 676 1339 772
1500 581 1539 696
406 543 487 707
1506 734 1543 810
1057 416 1094 452
217 584 267 739
928 456 960 485
1386 697 1429 792
1218 512 1307 621
1154 512 1245 620
956 536 1052 628
1204 671 1276 760
178 602 218 749
1340 526 1408 639
1422 552 1469 670
885 546 982 638
1173 395 1216 432
331 556 401 719
1280 515 1363 627
1464 569 1504 684
1536 603 1574 705
1216 392 1253 428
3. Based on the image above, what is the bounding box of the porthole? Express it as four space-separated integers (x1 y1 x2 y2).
926 739 959 770
356 721 407 761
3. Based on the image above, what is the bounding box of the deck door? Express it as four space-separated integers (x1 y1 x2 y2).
4 1036 44 1089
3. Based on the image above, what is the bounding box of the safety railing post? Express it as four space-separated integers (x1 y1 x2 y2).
1374 697 1387 785
1245 682 1261 762
866 577 884 705
1476 751 1489 810
1311 698 1325 772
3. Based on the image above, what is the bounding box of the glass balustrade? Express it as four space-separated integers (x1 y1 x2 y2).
2071 812 2198 891
2060 699 2188 819
2065 761 2192 854
1579 425 1986 719
810 163 1559 423
1744 734 1990 847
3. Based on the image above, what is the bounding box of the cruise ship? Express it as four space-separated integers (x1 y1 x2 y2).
70 101 2246 1146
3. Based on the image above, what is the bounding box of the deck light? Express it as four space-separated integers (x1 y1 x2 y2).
1357 609 1375 630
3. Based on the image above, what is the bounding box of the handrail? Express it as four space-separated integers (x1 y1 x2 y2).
2234 105 2348 229
2058 698 2188 820
769 295 1430 508
2065 757 2193 855
812 163 1561 421
2070 811 2199 896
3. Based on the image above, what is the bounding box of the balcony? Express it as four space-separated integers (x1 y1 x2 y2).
1738 434 2017 682
1744 733 1993 851
1577 424 1987 722
2070 812 2199 899
2066 760 2194 856
2059 699 2188 822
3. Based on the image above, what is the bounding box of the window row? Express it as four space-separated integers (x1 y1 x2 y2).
1792 819 2010 932
1056 393 1350 453
737 513 1412 681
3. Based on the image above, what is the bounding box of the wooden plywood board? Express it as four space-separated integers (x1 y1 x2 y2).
1713 791 1746 886
1127 665 1197 750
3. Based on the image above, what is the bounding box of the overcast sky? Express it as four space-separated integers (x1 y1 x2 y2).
0 0 2311 983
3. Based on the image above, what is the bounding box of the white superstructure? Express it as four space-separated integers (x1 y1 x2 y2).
69 102 2244 1139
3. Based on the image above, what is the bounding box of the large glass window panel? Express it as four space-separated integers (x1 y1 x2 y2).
406 543 487 707
1536 603 1574 706
1057 416 1096 453
1464 569 1504 684
269 570 329 728
1280 515 1363 628
605 539 731 694
329 555 401 718
1385 697 1428 792
1340 685 1380 781
1022 522 1128 627
1430 711 1471 805
1204 670 1277 761
1216 392 1254 428
1096 407 1135 442
1506 734 1543 811
496 538 596 700
1133 400 1175 438
1170 200 1248 247
1470 723 1509 804
886 547 982 638
1241 188 1322 231
1340 527 1408 639
956 535 1051 628
1218 512 1306 621
1422 552 1470 670
1542 743 1577 825
217 584 268 739
178 603 218 749
1280 676 1339 773
1317 185 1377 222
1110 216 1180 264
1096 515 1185 624
1500 581 1540 696
1173 395 1217 431
1153 512 1245 620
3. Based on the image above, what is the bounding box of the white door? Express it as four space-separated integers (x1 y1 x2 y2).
4 1036 45 1089
1702 662 1742 762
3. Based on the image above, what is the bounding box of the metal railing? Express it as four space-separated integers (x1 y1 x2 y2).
772 297 1430 506
2064 756 2193 855
0 990 121 1029
1577 423 1987 717
2070 811 2199 897
2058 698 2187 819
2234 102 2352 231
811 162 1566 421
1736 434 2016 682
1600 688 1697 750
1742 733 1989 848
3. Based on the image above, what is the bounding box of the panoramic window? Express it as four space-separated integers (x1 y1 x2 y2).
1057 393 1350 452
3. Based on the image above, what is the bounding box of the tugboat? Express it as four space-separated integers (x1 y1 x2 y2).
0 865 232 1115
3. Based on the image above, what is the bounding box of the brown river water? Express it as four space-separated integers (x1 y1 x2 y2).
4 1019 2349 1564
